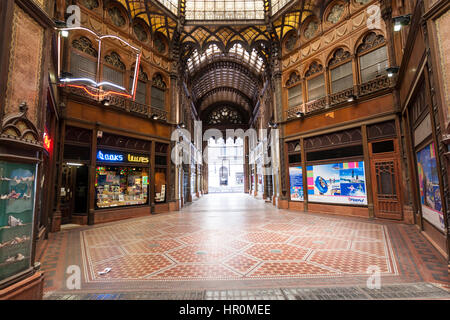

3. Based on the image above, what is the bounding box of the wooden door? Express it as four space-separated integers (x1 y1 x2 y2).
369 139 403 220
60 165 75 224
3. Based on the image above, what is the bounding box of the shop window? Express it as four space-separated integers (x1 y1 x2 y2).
95 166 149 209
372 140 395 154
155 155 167 166
307 74 326 101
307 145 363 162
154 169 166 203
357 33 388 83
288 84 303 108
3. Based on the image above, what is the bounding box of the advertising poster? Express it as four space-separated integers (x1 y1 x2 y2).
289 166 304 201
307 161 367 205
416 143 445 232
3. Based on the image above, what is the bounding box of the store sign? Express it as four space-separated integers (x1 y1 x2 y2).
127 154 149 163
289 166 304 202
97 150 124 162
43 130 52 152
97 150 149 164
307 161 367 205
416 143 445 232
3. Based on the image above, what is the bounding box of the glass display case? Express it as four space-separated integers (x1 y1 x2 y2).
95 166 149 208
0 161 36 282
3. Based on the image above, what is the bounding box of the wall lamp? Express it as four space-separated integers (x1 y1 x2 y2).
268 120 278 128
177 123 186 129
296 111 305 118
347 95 357 103
101 97 111 106
393 14 411 32
387 67 400 78
152 114 159 120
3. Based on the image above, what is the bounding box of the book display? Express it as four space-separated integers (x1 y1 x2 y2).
95 166 149 208
0 161 36 282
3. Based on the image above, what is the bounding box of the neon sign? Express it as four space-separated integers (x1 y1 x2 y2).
43 130 52 152
127 154 149 163
97 150 124 162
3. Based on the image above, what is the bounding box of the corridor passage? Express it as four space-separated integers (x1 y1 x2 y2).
38 194 450 300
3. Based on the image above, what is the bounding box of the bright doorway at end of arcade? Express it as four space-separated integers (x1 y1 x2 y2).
207 137 244 193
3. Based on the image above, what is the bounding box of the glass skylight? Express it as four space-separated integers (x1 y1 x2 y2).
271 0 291 15
184 0 265 20
157 0 179 15
186 43 264 73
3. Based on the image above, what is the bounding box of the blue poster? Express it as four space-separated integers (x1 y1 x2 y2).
289 167 304 201
416 143 445 232
307 161 367 205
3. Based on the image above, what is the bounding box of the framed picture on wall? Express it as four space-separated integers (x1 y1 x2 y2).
416 142 445 232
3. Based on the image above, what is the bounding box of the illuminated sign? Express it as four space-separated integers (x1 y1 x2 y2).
97 150 149 164
127 154 149 163
97 150 124 162
43 130 52 152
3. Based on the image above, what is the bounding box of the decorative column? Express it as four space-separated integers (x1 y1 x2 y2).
271 46 288 208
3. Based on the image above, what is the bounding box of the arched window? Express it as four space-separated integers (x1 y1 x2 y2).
103 52 125 88
329 48 353 93
305 61 325 102
151 74 166 109
130 66 148 104
70 36 98 81
286 72 302 108
357 32 388 83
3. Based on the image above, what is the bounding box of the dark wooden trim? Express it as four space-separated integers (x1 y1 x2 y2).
15 0 55 28
0 0 15 123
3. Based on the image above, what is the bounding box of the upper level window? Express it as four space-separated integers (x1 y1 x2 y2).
329 48 353 93
305 62 325 101
157 0 179 15
130 67 149 105
151 74 167 109
357 32 388 83
103 52 125 89
286 72 302 108
70 36 98 81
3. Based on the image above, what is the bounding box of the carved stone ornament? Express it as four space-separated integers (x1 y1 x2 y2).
357 32 386 54
285 33 297 51
72 36 98 57
305 61 323 77
355 0 370 5
286 72 301 86
329 48 351 66
207 106 243 125
82 0 99 10
0 102 41 147
105 52 125 71
108 6 126 27
131 66 148 82
152 74 167 89
304 20 318 40
327 3 344 24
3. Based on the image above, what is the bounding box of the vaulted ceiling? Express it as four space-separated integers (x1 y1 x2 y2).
115 0 326 124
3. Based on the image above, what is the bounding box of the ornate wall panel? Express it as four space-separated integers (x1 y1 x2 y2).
5 4 44 127
435 9 450 125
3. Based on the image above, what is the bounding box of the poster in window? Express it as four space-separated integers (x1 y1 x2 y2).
416 143 445 232
307 161 367 205
289 166 304 201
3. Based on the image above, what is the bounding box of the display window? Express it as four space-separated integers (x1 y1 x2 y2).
95 166 149 209
289 166 304 201
0 161 36 282
306 161 368 205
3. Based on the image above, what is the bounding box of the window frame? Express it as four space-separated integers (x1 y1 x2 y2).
328 55 354 94
69 40 99 82
306 72 326 102
357 42 388 84
102 52 126 89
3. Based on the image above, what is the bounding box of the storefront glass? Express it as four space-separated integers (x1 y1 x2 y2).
95 166 149 208
0 161 36 282
306 161 367 205
289 166 304 201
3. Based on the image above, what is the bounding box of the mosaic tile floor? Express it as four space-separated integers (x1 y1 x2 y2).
38 194 449 298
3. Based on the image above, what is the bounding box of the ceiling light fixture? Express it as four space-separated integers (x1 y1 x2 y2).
101 97 111 106
347 95 357 103
393 14 411 32
386 67 400 78
296 111 304 118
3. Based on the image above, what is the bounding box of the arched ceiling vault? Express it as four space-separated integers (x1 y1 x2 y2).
198 88 253 114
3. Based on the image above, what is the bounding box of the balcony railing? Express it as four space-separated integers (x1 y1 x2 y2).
62 85 168 122
285 75 392 120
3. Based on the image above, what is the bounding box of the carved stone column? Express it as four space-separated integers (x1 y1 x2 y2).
271 48 288 208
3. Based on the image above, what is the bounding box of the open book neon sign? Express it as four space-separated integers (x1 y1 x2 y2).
56 26 142 100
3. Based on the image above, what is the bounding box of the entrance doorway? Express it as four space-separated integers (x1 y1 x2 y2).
207 138 244 193
60 164 89 224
